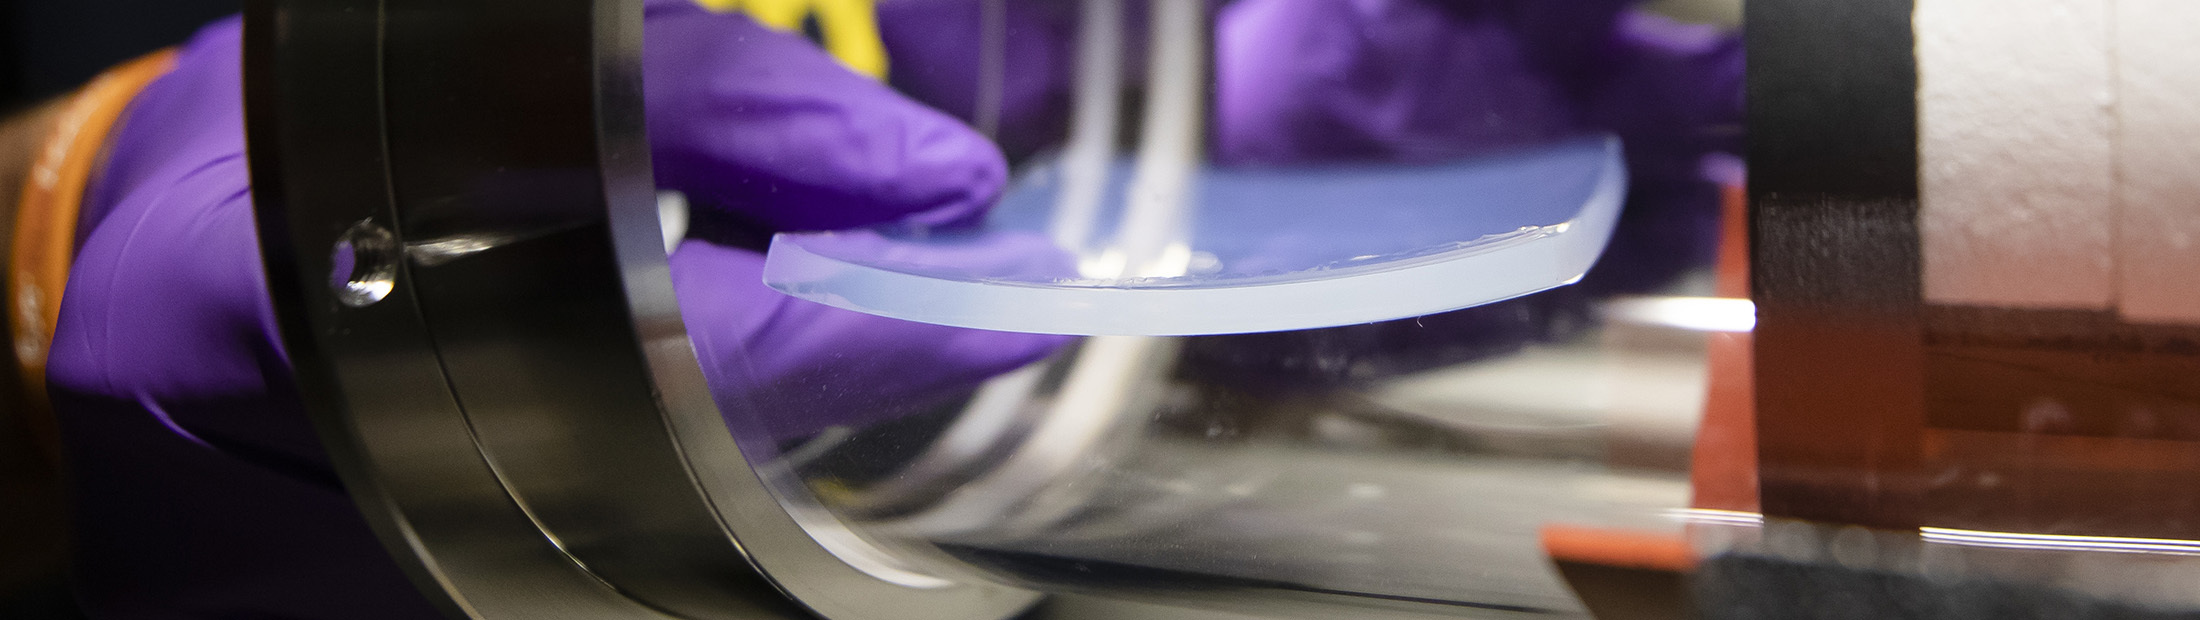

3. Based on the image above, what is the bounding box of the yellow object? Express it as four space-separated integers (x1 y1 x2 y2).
11 49 177 410
697 0 890 79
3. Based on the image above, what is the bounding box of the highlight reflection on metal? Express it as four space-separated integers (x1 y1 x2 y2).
1668 508 1766 527
1921 527 2200 557
1604 297 1757 333
330 219 398 307
404 232 528 266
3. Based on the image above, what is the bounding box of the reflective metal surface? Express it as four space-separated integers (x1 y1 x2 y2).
716 0 1738 617
248 0 1034 618
247 0 2200 618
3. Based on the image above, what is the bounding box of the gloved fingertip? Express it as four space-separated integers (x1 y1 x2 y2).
643 5 1014 235
880 113 1010 231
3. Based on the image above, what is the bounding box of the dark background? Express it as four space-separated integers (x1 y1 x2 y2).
2 0 239 109
0 2 240 618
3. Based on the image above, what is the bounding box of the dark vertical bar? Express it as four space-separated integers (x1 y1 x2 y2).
374 1 796 617
1747 0 1926 529
244 0 477 616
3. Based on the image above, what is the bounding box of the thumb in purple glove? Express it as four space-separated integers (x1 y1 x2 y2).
872 0 1075 159
644 2 1070 441
648 0 1002 233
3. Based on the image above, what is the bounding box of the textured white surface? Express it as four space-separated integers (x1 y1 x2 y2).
2114 0 2200 325
1916 0 2117 309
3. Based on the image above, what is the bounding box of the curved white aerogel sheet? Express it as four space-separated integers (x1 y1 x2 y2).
761 136 1628 337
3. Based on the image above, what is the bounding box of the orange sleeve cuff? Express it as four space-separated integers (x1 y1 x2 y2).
11 48 180 402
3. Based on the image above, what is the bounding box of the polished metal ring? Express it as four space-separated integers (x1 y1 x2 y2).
243 1 1042 618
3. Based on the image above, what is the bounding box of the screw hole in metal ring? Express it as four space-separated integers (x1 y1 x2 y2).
331 219 399 307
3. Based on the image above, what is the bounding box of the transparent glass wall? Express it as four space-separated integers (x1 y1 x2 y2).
672 0 2200 617
681 0 1748 616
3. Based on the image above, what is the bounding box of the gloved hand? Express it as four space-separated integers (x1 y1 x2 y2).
862 0 1741 386
872 0 1737 290
51 17 426 619
869 0 1737 170
874 0 1077 159
1194 0 1743 387
645 0 1069 440
46 8 1063 617
54 4 1065 456
1214 0 1741 292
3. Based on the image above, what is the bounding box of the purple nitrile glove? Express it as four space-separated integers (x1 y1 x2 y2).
48 6 1062 617
1214 0 1601 165
643 0 1070 440
874 0 1077 159
1188 0 1742 388
789 0 1740 389
1212 0 1739 178
873 0 1738 297
50 19 439 619
647 0 1004 232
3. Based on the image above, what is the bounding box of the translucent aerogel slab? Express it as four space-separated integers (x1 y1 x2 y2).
763 136 1626 336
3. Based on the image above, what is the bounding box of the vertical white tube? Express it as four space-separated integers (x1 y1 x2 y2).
1117 0 1205 278
901 0 1205 538
1048 0 1126 255
973 0 1009 138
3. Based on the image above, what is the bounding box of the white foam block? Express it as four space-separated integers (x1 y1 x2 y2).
2115 0 2200 325
1917 0 2117 309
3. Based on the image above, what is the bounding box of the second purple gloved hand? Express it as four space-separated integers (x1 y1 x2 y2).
865 0 1741 387
1214 0 1741 290
1192 0 1743 388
